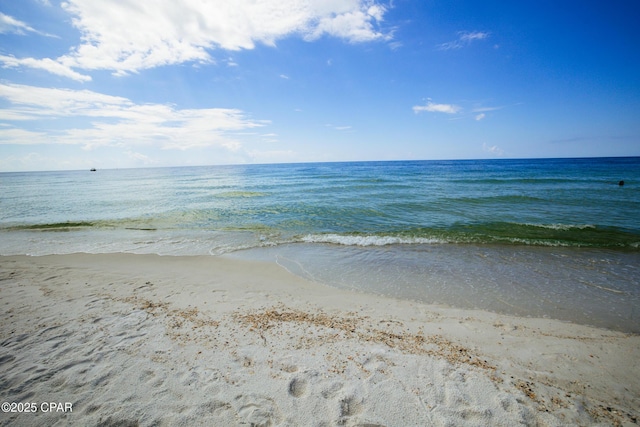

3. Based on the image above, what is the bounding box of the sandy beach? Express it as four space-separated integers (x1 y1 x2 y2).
0 253 638 426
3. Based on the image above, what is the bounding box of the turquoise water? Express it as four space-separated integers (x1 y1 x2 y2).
1 158 639 331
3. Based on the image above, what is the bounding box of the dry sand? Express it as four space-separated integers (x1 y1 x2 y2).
1 253 638 426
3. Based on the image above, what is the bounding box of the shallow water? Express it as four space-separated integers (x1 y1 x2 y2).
229 243 640 333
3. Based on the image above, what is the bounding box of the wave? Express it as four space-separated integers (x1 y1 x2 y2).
4 218 639 252
297 223 640 249
301 234 446 246
520 223 597 231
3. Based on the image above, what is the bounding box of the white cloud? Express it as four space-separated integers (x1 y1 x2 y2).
304 3 391 43
0 12 58 38
0 54 92 82
325 124 353 131
437 31 489 51
2 0 389 80
0 127 50 145
125 150 156 165
0 83 267 150
413 101 507 120
260 133 279 143
0 12 39 35
483 142 504 156
460 31 489 42
472 105 505 121
472 106 503 113
413 101 461 114
0 83 131 120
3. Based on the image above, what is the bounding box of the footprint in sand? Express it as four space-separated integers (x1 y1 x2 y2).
321 381 343 399
235 394 282 427
339 395 364 417
198 399 235 417
288 376 308 398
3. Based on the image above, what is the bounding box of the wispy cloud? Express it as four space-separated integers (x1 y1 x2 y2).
0 12 37 34
460 31 489 43
483 142 504 156
125 150 156 165
326 124 353 131
472 105 503 121
0 54 91 82
0 83 267 151
472 106 502 113
437 31 489 51
413 99 510 121
0 12 56 37
413 101 461 114
2 0 392 80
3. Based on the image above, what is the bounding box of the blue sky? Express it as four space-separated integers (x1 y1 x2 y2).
0 0 639 171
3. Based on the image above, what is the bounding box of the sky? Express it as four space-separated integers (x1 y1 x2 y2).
0 0 639 171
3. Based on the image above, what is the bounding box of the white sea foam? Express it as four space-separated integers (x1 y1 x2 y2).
503 237 567 247
520 223 597 230
300 233 444 246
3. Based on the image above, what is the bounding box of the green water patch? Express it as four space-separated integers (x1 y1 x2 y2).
447 222 640 248
4 219 161 232
12 221 96 231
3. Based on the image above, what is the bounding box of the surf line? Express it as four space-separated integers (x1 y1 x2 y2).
578 281 625 295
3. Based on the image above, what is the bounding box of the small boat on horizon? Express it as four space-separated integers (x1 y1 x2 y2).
90 168 96 172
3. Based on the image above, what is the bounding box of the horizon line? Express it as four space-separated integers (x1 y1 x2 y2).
1 155 639 174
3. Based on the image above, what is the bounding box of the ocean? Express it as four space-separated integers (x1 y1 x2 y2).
1 157 639 332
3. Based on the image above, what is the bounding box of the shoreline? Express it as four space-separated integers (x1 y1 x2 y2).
229 243 640 334
1 253 638 426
